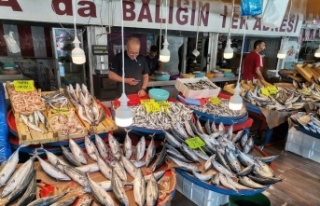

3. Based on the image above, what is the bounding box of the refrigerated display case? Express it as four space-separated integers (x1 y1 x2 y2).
52 28 86 88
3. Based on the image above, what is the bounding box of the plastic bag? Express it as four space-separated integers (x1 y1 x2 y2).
0 83 11 163
241 0 262 17
261 0 290 28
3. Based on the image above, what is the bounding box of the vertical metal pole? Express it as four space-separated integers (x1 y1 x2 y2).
209 33 219 71
87 26 94 95
182 37 188 74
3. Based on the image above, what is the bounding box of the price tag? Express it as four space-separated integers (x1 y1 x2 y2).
267 85 278 95
209 97 221 106
140 99 155 105
185 136 205 150
13 80 35 92
50 108 69 114
260 87 270 97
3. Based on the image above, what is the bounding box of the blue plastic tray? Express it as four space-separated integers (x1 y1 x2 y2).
176 169 268 196
244 102 262 115
194 109 248 125
130 126 164 135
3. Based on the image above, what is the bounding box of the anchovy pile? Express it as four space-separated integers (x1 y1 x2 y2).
242 81 320 111
188 99 247 117
131 102 193 130
166 120 283 192
291 112 320 134
184 80 218 90
66 83 106 126
0 133 169 205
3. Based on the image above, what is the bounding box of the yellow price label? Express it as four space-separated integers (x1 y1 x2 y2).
140 99 155 105
260 87 270 97
50 108 69 114
209 97 222 106
144 102 161 113
158 101 171 112
13 80 35 92
267 85 278 95
185 136 206 149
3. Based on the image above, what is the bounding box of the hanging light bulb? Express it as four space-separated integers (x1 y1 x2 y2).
315 45 320 58
159 0 170 63
224 39 234 59
277 46 287 59
71 0 86 65
229 84 243 110
72 36 86 64
115 0 133 127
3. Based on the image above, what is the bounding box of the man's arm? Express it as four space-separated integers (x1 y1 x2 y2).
255 67 265 81
141 73 149 90
108 71 137 85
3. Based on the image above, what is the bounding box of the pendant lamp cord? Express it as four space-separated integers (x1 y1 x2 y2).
227 0 235 42
237 16 247 84
282 0 292 48
159 0 163 51
195 2 202 50
164 0 168 39
121 0 125 94
73 0 77 39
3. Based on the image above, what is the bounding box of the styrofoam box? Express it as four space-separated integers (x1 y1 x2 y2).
174 77 221 99
176 172 229 206
285 127 320 163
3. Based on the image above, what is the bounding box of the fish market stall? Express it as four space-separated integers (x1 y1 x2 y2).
0 133 176 205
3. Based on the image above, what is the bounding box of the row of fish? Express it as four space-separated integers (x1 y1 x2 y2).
20 111 49 133
131 102 193 130
188 99 247 117
42 91 69 110
290 112 320 134
66 83 106 126
0 133 169 206
162 119 283 192
242 80 320 111
184 79 218 90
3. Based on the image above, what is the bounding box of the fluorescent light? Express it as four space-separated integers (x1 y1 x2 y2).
159 39 170 62
229 84 243 110
315 45 320 58
224 39 234 59
115 93 133 127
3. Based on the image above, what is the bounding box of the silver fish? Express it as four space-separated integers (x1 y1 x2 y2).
144 170 166 182
163 130 182 148
218 173 238 192
237 164 255 176
225 148 241 173
193 150 209 161
227 124 234 140
237 150 256 166
84 105 95 123
15 172 36 206
211 174 220 186
96 153 112 180
184 121 195 137
232 130 244 143
87 174 114 206
110 160 127 181
131 160 147 168
211 120 217 132
240 133 248 148
205 119 212 135
212 160 234 177
2 157 34 197
26 191 67 206
76 163 100 173
112 170 129 206
44 149 69 171
20 114 43 133
95 134 109 160
145 137 156 166
136 136 146 161
255 151 283 163
152 145 166 172
133 169 146 206
195 115 205 134
84 136 98 161
180 143 199 162
238 176 265 189
108 134 121 160
69 137 87 164
146 173 159 206
50 196 77 206
169 156 198 172
124 128 133 159
121 155 138 178
59 163 89 189
36 156 70 181
248 175 282 185
243 137 254 154
192 171 212 181
167 149 192 163
226 175 251 190
33 111 39 127
60 145 82 167
253 160 274 178
218 122 225 132
77 106 93 125
204 154 216 171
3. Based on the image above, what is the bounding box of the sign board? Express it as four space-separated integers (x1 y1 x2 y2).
0 0 303 37
92 45 108 55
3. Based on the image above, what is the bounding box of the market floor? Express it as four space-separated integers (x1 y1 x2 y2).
170 141 320 206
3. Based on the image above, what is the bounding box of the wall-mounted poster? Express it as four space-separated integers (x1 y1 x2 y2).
284 40 299 63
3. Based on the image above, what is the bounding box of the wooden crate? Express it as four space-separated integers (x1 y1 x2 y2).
15 112 57 145
41 89 74 112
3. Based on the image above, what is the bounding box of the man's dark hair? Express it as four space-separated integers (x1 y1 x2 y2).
150 45 158 52
254 40 265 49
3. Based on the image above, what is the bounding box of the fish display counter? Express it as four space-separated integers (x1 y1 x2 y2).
0 133 176 206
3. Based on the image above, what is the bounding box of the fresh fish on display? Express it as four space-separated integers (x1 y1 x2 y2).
146 173 159 206
136 136 146 161
87 174 114 206
163 130 182 148
212 160 234 177
248 175 282 185
253 160 274 178
26 191 67 206
60 145 82 167
124 129 133 159
224 148 242 173
108 134 121 160
211 174 220 186
95 134 109 160
50 196 78 206
237 164 255 176
225 175 251 190
194 149 209 161
144 170 166 182
218 173 238 192
184 121 196 137
110 160 127 182
169 156 198 172
204 154 216 171
36 156 71 181
111 170 129 206
84 136 98 161
255 151 284 163
180 143 199 162
232 130 244 143
133 169 146 206
131 160 147 168
74 197 93 206
205 119 212 135
69 137 87 164
243 136 254 154
59 163 89 189
15 173 36 206
195 115 205 134
152 145 167 172
167 148 192 163
42 92 68 110
192 171 212 181
76 163 100 173
96 152 112 180
184 80 218 90
238 176 265 189
20 114 44 133
145 136 156 166
121 156 138 178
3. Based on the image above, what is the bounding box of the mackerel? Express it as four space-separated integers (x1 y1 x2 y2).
184 121 195 137
112 170 129 206
232 130 244 143
238 176 265 189
225 148 241 173
50 196 77 206
96 153 112 180
204 154 216 171
110 160 127 181
163 130 182 148
211 174 220 186
195 115 205 134
216 151 232 171
60 145 82 167
240 133 248 148
108 134 121 160
2 157 35 197
237 150 256 166
248 175 282 185
133 169 146 206
95 134 109 160
124 128 133 159
87 174 114 206
136 136 146 161
205 119 212 135
169 156 198 172
144 170 166 181
76 163 100 173
16 173 36 206
37 156 70 181
189 120 200 135
175 122 190 139
152 145 166 172
227 124 234 140
84 135 98 161
5 169 35 206
121 155 138 178
145 137 156 166
69 137 87 164
59 164 89 189
218 173 238 192
212 160 234 177
167 149 192 163
169 128 186 141
26 191 67 206
180 143 199 162
243 136 254 154
226 175 251 190
192 171 212 181
43 148 69 171
146 173 159 206
0 145 25 187
194 149 209 161
253 160 274 178
237 164 255 176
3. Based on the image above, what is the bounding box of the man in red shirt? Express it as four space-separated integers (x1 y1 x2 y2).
242 40 266 81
